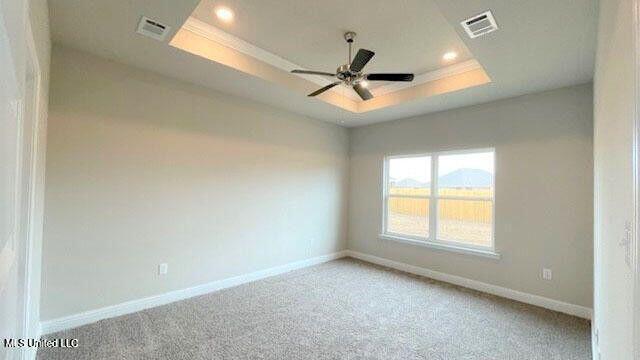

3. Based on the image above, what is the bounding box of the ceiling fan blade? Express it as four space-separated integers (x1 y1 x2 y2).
350 49 375 73
291 69 336 77
308 82 342 97
353 83 373 101
366 73 415 81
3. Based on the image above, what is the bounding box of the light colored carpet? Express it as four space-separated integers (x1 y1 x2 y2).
38 258 591 359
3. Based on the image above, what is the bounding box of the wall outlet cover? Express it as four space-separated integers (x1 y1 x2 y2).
158 263 168 275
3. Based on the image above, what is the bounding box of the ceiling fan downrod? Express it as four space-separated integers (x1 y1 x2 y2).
344 31 356 65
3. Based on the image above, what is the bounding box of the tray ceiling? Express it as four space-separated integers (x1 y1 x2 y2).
190 0 474 77
48 0 597 126
171 0 491 111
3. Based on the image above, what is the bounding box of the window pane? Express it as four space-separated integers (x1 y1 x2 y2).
437 199 492 246
438 151 494 197
387 197 429 238
389 156 431 196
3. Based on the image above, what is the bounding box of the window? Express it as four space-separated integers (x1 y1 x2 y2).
385 155 431 239
382 149 496 255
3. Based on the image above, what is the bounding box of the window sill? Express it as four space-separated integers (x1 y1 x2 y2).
378 234 501 260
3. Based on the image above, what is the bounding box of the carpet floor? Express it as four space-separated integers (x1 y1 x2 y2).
38 258 591 359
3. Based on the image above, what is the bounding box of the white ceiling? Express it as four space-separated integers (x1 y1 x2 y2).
191 0 474 80
48 0 597 127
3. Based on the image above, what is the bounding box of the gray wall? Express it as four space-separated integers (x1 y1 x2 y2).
348 84 593 307
593 0 637 358
42 45 595 321
41 46 349 320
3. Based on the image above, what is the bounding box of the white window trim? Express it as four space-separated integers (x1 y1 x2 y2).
378 234 501 259
380 148 499 259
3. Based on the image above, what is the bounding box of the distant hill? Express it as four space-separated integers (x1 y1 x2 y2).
392 168 492 188
393 178 428 188
438 168 492 188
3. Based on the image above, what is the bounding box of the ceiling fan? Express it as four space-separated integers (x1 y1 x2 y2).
291 32 414 101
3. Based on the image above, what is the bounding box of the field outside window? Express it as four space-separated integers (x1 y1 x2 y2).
383 150 495 250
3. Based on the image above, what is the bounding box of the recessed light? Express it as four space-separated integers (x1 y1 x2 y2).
442 51 458 61
214 7 234 22
359 80 369 88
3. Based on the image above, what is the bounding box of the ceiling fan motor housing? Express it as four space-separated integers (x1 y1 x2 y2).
336 64 349 81
336 64 363 84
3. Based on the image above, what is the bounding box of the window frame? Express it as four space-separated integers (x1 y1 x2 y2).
381 148 499 259
382 153 433 242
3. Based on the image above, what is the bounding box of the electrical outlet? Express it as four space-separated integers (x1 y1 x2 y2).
542 268 552 280
158 263 168 275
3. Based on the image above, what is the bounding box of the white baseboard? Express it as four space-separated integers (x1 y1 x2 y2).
345 250 593 320
40 250 348 335
40 248 592 336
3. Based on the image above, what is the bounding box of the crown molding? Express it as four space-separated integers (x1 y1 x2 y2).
183 17 361 101
181 17 483 103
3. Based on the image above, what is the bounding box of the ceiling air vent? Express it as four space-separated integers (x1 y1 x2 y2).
461 10 498 39
136 16 171 41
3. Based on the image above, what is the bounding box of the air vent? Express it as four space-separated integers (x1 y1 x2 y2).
461 10 498 39
136 16 171 41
